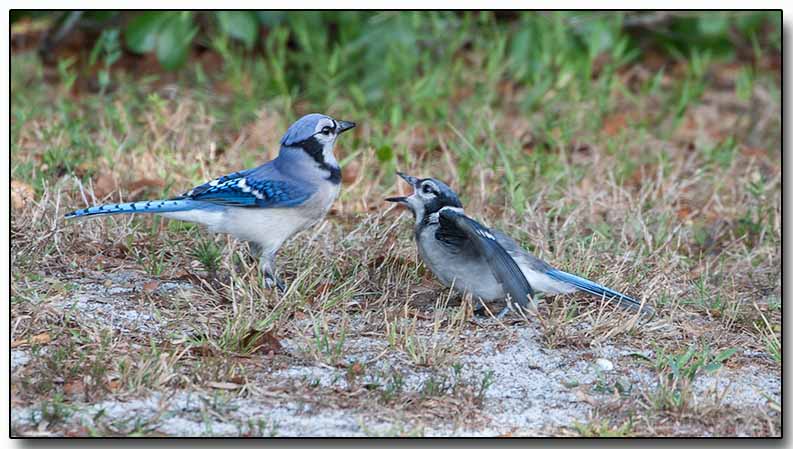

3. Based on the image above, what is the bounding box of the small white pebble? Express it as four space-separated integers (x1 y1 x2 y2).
595 358 614 371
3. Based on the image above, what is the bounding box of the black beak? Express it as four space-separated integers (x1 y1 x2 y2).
337 120 356 134
396 171 419 186
386 171 417 205
385 196 407 204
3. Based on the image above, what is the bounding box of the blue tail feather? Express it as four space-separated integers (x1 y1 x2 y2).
546 269 653 315
65 199 200 218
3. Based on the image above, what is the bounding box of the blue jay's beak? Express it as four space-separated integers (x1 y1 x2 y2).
385 196 407 204
386 171 418 204
395 171 419 186
337 120 356 134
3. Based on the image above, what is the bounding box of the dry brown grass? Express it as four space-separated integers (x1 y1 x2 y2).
10 47 780 436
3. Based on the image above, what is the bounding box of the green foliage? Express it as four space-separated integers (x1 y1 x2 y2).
192 238 222 274
123 11 198 69
90 29 122 95
217 11 259 49
124 12 168 53
155 13 198 70
658 344 737 382
11 11 782 213
36 394 73 426
650 11 779 57
640 343 739 412
376 144 394 163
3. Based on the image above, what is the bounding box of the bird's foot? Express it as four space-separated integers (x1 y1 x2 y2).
263 272 287 293
473 301 533 320
259 253 286 293
472 300 507 319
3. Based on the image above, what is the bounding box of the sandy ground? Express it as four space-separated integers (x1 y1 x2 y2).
10 271 781 437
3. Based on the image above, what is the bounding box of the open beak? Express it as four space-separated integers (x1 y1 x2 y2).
337 120 356 134
396 171 418 186
385 196 407 204
386 171 418 204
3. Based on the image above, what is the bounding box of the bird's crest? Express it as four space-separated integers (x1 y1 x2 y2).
280 113 334 147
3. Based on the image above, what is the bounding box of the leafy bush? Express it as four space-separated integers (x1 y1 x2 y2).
10 11 781 122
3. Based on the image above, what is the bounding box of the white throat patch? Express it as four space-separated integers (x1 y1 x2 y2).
428 206 465 224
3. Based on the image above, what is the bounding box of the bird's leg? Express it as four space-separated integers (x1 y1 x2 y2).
499 294 538 320
495 305 511 319
472 299 489 317
259 253 286 293
473 301 512 319
473 298 506 318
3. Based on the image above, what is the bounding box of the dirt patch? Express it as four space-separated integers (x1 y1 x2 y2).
10 271 780 436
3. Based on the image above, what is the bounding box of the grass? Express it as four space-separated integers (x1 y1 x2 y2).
10 11 780 437
640 343 738 413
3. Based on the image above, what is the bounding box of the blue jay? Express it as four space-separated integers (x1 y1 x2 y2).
66 113 356 291
386 172 653 318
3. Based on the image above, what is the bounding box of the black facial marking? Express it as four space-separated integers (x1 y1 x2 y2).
300 136 324 163
298 136 341 184
417 178 463 226
325 166 341 184
420 197 447 225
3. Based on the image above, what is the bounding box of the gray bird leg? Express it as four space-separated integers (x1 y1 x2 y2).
472 299 486 315
473 299 507 319
258 251 286 293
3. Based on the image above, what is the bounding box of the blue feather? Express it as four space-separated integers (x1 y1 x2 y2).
65 199 205 218
545 269 652 314
179 176 311 208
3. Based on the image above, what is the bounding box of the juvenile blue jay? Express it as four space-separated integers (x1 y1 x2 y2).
66 113 355 291
386 172 653 317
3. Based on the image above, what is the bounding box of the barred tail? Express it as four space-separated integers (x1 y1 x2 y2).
545 269 653 315
65 199 199 218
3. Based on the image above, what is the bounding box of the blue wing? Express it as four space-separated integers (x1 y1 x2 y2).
545 269 653 315
177 168 313 208
437 208 536 312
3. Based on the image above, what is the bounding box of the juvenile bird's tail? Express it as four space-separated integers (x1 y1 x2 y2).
65 199 200 219
545 269 653 315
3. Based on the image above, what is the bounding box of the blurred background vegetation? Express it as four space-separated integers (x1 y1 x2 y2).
10 11 781 200
11 11 780 105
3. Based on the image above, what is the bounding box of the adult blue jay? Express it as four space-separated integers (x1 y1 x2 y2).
66 113 356 291
386 172 653 317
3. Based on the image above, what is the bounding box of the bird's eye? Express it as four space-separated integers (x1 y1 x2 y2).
422 184 433 194
321 126 332 135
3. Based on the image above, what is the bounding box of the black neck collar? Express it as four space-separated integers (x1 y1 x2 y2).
297 137 341 184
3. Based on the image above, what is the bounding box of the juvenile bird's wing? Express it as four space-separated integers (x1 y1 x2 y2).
491 229 553 272
437 208 536 313
544 269 654 315
492 230 652 316
178 166 314 208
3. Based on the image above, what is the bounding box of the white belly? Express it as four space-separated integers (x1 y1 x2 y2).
163 183 340 256
223 183 339 254
221 207 314 253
